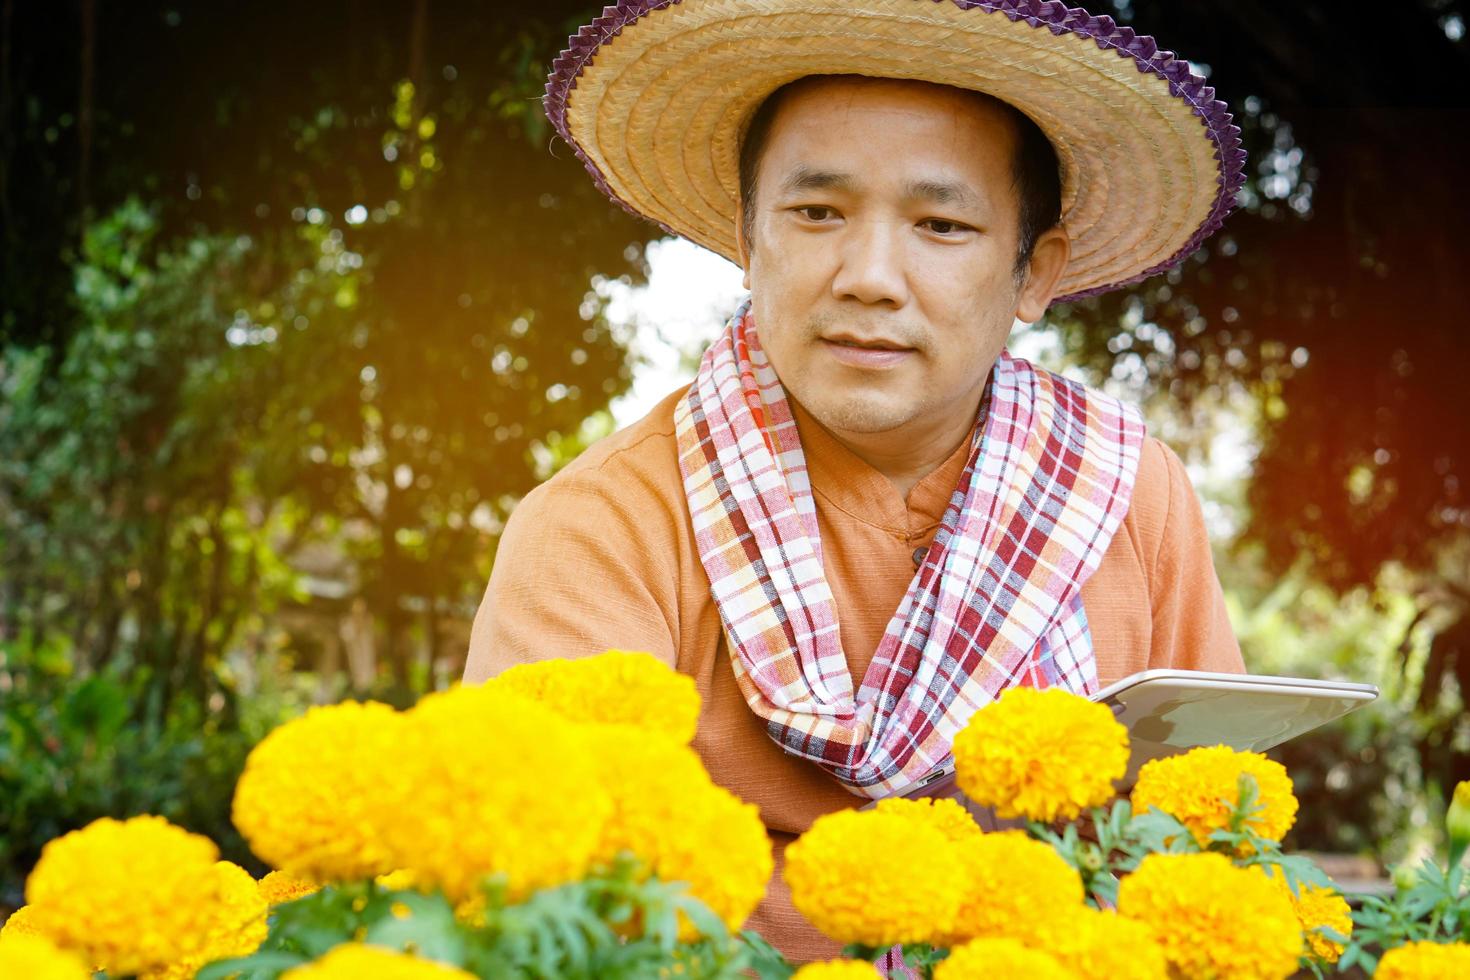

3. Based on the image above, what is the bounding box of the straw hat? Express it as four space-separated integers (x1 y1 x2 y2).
545 0 1245 303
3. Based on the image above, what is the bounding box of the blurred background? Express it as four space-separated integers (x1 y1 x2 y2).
1 0 1467 910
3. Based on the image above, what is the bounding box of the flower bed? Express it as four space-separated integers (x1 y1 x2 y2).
1 650 1467 978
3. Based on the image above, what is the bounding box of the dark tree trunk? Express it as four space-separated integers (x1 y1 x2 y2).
0 0 14 252
77 0 95 223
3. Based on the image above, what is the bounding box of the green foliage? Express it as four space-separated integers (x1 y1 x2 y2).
1025 774 1328 915
198 859 785 980
0 170 636 702
1341 789 1470 971
738 932 795 980
2 1 654 708
1344 860 1470 972
1220 554 1466 861
0 635 308 910
0 200 328 714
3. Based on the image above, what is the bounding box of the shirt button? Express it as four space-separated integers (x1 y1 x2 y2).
912 546 927 568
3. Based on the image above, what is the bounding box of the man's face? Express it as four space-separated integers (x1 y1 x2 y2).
738 77 1054 439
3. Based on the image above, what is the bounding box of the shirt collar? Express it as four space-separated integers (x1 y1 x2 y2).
788 396 973 537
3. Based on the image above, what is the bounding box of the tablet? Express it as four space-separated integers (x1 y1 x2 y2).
879 670 1378 803
1094 669 1379 780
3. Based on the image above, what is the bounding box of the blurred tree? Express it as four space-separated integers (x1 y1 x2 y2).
1043 0 1470 792
4 2 1469 731
0 2 655 698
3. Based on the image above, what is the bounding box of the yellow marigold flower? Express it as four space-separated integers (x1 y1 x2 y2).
944 831 1085 947
380 684 610 903
1118 852 1300 980
0 933 92 980
935 938 1078 980
572 722 771 936
234 700 406 881
490 649 700 743
579 723 715 866
1376 940 1470 979
791 960 881 979
785 807 963 946
23 815 224 977
1266 873 1352 964
1132 745 1298 848
952 687 1128 821
1131 745 1298 850
282 943 475 978
0 904 44 942
376 869 421 892
578 724 770 935
258 869 321 906
142 861 270 980
658 781 772 937
1036 907 1168 980
872 797 984 844
453 891 489 928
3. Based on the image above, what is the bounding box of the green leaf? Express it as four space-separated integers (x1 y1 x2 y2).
361 900 468 965
738 931 795 980
195 949 308 980
675 892 730 946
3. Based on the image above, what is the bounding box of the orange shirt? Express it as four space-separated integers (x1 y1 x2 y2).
466 385 1244 963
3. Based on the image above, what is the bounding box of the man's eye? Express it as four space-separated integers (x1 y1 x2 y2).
796 206 836 221
922 218 969 236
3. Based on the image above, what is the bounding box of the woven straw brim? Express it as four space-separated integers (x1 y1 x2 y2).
546 0 1245 303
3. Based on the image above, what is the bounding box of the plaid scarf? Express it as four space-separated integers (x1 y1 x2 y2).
674 306 1146 798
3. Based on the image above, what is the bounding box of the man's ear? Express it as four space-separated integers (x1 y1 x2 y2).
734 202 752 291
1015 225 1071 324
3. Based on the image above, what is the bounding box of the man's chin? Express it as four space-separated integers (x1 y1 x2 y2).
803 395 919 437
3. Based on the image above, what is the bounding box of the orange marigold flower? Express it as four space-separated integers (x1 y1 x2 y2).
1266 872 1352 965
258 869 320 906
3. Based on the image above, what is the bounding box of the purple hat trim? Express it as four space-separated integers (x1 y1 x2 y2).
545 0 1247 303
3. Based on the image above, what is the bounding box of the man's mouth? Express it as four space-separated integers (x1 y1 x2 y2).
822 334 913 352
819 334 916 368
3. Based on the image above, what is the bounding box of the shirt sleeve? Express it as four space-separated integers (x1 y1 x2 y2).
464 476 681 683
1145 440 1247 674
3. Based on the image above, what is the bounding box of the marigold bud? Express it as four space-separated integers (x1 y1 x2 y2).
1447 780 1470 867
1391 860 1421 893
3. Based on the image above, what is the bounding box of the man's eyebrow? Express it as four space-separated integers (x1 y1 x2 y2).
904 178 980 208
779 166 856 195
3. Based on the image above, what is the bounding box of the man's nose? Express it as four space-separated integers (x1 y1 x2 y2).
830 218 910 308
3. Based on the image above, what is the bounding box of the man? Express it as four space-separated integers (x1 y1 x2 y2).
468 0 1247 963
